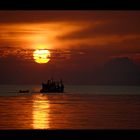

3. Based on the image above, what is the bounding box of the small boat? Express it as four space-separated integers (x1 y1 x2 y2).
40 79 64 93
19 90 30 93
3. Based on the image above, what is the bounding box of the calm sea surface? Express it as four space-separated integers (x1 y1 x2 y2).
0 85 140 129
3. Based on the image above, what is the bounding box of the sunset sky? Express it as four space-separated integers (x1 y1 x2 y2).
0 11 140 84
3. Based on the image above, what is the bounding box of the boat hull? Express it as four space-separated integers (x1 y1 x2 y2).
40 89 64 93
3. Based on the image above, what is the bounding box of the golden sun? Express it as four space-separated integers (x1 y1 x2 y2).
33 49 51 64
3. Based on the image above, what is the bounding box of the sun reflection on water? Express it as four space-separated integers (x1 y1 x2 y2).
32 94 50 129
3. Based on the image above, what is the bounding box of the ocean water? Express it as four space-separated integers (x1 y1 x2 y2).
0 85 140 129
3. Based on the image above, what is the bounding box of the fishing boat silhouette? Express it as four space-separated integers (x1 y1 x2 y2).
40 78 64 93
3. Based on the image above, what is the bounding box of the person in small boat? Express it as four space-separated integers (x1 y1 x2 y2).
19 90 29 93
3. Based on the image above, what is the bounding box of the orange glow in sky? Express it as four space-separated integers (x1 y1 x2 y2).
0 11 140 64
0 22 87 50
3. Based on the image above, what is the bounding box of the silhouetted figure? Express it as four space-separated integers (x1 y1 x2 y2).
60 79 64 92
56 82 60 90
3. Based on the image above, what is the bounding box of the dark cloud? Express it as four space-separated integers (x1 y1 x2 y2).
98 57 140 85
0 11 109 23
0 11 93 23
0 11 139 24
58 17 140 40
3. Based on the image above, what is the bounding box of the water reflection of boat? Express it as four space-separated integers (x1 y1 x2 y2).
40 78 64 93
19 90 30 93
